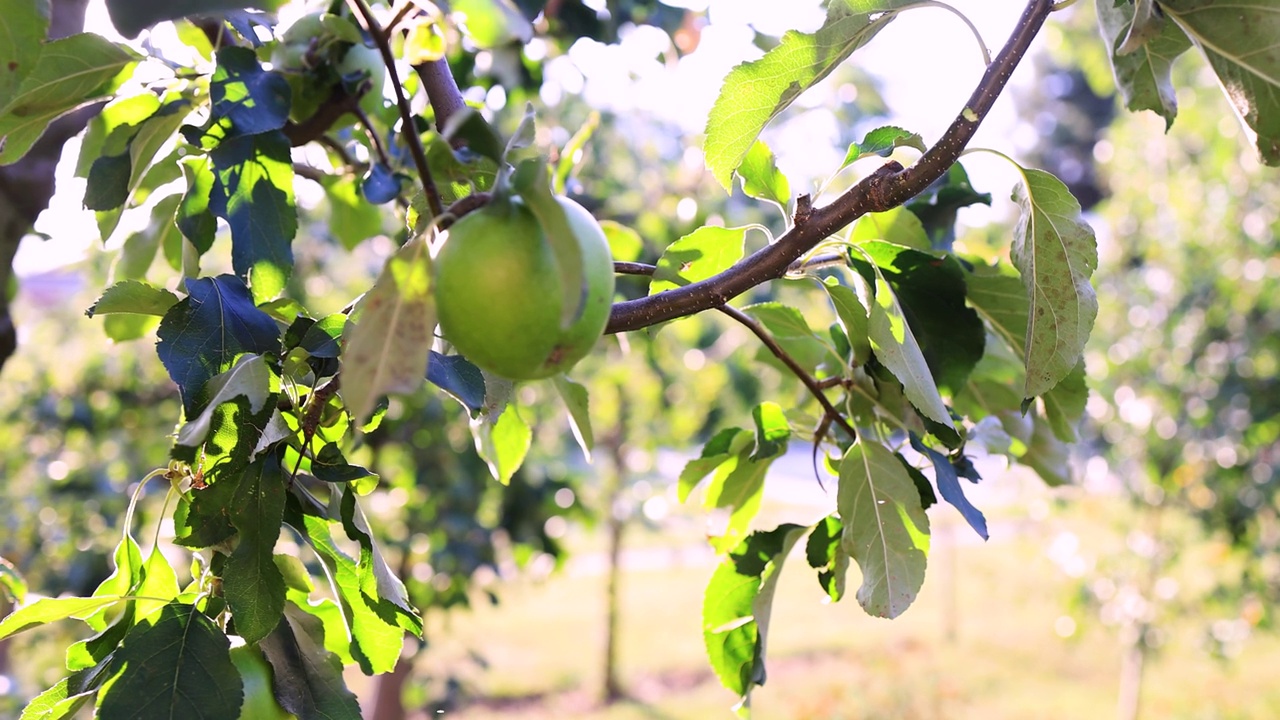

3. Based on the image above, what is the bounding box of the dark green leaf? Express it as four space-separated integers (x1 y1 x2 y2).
804 515 847 602
910 434 987 540
840 125 924 167
905 163 991 250
84 153 132 211
174 475 239 549
156 274 282 416
299 314 345 358
259 604 362 719
97 602 242 720
426 351 486 416
703 1 911 189
0 0 48 111
178 155 217 254
209 130 297 301
223 455 287 644
837 440 929 618
210 46 290 134
311 444 374 483
896 452 937 511
105 0 285 38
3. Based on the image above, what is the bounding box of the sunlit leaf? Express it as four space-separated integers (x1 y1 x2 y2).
738 140 791 210
0 556 25 605
553 375 594 460
324 175 383 250
850 207 929 250
311 443 374 483
1011 168 1098 398
223 455 287 644
339 488 420 634
839 125 924 168
210 46 290 135
86 280 178 318
823 278 871 365
178 155 217 254
702 524 806 708
750 402 789 461
451 0 533 47
678 427 749 503
742 301 836 374
600 220 643 263
0 33 138 165
156 275 282 417
19 658 112 720
0 596 124 641
97 602 242 720
703 0 910 189
837 440 930 618
341 234 434 425
472 402 531 485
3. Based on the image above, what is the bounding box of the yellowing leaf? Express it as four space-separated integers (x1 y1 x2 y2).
341 235 435 425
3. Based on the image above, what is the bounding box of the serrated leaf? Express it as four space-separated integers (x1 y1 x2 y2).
649 227 747 295
1043 359 1087 443
156 275 282 417
105 0 286 38
97 602 242 720
553 376 594 460
210 46 290 134
0 596 124 641
0 33 137 165
851 245 953 429
86 280 178 317
909 434 987 540
259 603 362 719
839 125 925 168
702 524 806 708
1097 0 1192 128
703 1 909 190
472 402 531 485
209 130 297 302
339 488 420 633
341 234 434 425
738 139 791 209
1011 168 1098 398
426 351 486 416
223 455 286 644
19 657 112 720
1159 0 1280 164
174 473 238 549
837 440 929 618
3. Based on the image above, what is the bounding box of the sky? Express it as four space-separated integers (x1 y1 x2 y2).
15 0 1051 276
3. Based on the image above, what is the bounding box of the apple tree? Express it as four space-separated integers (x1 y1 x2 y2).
0 0 1277 717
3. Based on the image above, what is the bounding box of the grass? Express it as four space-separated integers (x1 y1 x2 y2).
398 475 1280 720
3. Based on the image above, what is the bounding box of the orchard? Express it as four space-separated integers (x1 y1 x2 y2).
0 0 1277 718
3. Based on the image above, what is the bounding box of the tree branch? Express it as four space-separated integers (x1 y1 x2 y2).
716 305 858 442
346 0 444 219
413 59 467 141
605 0 1052 334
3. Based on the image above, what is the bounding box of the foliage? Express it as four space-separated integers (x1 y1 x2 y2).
0 0 1277 716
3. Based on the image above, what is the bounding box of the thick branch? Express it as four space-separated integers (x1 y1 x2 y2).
605 0 1052 334
413 59 467 140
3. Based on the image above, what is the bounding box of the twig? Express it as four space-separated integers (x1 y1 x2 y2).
414 59 468 141
346 0 445 218
717 305 858 442
614 261 657 276
605 0 1052 334
352 104 393 168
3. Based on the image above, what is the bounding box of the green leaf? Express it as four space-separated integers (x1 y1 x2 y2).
426 351 486 416
20 658 112 720
750 402 790 461
133 545 180 625
97 602 243 720
1097 0 1192 128
178 154 217 254
702 524 807 706
96 99 191 240
83 534 142 632
176 355 274 448
738 140 791 210
223 455 287 644
472 402 531 485
964 267 1027 357
0 0 48 111
76 92 159 178
553 376 594 460
105 0 286 38
0 33 137 165
851 245 953 429
850 206 929 250
0 596 124 641
742 301 836 374
600 220 643 263
155 274 282 417
909 434 987 541
311 443 375 483
1159 0 1280 164
174 474 238 549
450 0 533 48
703 1 909 190
649 227 747 295
115 194 182 281
259 603 363 719
905 162 991 249
850 241 984 393
839 125 925 168
1011 168 1098 398
704 445 781 554
86 280 178 318
804 515 847 602
1023 415 1072 487
84 153 132 211
339 488 421 634
1042 359 1087 443
678 428 749 503
837 440 930 618
324 175 383 250
340 234 434 425
209 130 297 302
210 46 290 135
823 278 871 365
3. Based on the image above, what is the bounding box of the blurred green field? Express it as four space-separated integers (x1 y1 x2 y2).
394 479 1280 720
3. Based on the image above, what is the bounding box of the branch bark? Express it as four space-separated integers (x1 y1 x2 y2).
605 0 1052 335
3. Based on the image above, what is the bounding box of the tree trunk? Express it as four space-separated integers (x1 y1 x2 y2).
601 429 627 703
0 0 95 374
367 655 413 720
